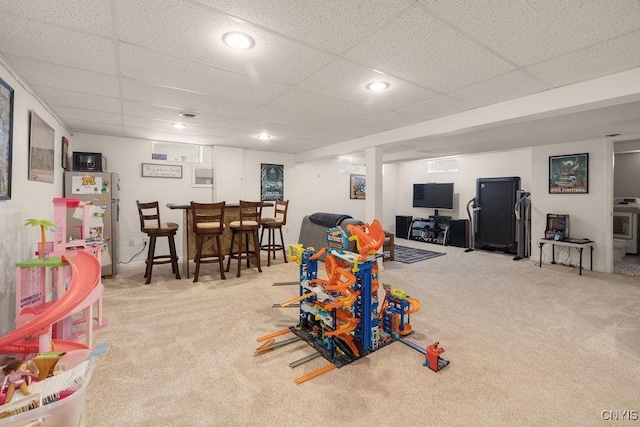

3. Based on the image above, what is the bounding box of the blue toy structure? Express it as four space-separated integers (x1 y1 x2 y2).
258 221 449 382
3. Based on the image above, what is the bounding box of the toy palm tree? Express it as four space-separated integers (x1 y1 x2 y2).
24 218 56 258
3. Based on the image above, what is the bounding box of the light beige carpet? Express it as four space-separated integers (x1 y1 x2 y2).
80 242 640 426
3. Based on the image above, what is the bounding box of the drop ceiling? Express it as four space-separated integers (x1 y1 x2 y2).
1 0 640 162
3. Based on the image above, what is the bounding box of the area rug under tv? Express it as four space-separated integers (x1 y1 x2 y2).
394 245 445 264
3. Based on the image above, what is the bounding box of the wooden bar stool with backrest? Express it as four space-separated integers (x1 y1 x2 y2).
136 200 181 285
260 199 289 266
191 201 226 282
226 200 263 277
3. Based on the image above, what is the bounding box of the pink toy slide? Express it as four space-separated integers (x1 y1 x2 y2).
0 251 102 355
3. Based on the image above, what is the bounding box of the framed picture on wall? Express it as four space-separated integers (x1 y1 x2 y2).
549 153 588 194
61 136 69 170
350 174 366 200
0 77 14 200
261 163 284 200
28 110 55 183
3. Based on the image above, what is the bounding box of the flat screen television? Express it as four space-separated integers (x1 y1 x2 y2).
413 183 454 211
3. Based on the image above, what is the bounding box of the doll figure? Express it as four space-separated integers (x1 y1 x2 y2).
1 360 34 404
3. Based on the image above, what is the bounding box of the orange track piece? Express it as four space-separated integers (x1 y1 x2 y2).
280 292 315 307
255 338 275 353
256 328 292 342
294 363 336 384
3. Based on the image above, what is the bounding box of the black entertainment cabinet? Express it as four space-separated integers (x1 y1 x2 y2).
409 215 451 245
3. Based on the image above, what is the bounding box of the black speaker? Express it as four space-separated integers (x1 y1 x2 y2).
395 215 413 239
448 219 469 248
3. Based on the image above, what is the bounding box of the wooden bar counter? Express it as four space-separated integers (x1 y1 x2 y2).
168 202 272 278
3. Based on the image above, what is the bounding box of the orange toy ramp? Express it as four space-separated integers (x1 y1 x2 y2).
0 251 101 354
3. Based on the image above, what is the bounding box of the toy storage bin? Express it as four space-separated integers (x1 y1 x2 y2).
0 357 95 427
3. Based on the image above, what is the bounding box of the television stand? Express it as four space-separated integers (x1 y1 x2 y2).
409 217 450 245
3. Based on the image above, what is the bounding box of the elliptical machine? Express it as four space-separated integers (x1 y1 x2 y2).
465 183 531 261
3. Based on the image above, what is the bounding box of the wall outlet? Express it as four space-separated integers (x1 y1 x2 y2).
129 238 135 246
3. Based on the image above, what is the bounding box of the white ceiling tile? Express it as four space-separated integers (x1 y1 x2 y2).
448 70 551 108
326 122 387 139
344 6 514 92
356 110 424 130
31 85 122 114
50 105 122 125
0 0 114 36
269 87 371 123
123 126 216 145
526 30 640 88
425 0 640 66
396 95 473 121
0 1 638 161
123 115 226 136
63 119 124 136
122 101 239 129
305 132 349 145
0 15 117 74
252 105 340 130
116 0 334 85
4 55 120 97
118 43 289 104
119 79 261 118
217 127 299 145
296 59 438 110
230 119 325 138
193 0 416 54
210 133 285 151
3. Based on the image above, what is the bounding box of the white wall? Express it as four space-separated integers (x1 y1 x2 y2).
75 132 616 275
72 133 214 265
0 63 72 335
531 138 613 272
393 149 533 227
286 158 367 243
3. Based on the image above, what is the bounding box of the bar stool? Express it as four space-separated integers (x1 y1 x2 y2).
191 201 226 282
260 199 289 266
136 200 181 285
226 200 263 277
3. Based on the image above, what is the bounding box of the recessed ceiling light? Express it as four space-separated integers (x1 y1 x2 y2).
366 81 390 92
222 32 255 49
172 123 186 129
257 133 271 140
178 112 199 119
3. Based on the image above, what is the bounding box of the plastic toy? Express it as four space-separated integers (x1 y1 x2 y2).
0 251 102 356
257 220 450 383
0 360 36 404
425 342 449 372
24 219 56 259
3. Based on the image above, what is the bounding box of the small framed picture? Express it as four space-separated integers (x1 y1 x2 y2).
61 136 69 170
549 153 588 194
350 174 366 200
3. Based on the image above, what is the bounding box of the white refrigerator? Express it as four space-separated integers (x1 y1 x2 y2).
64 171 120 277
